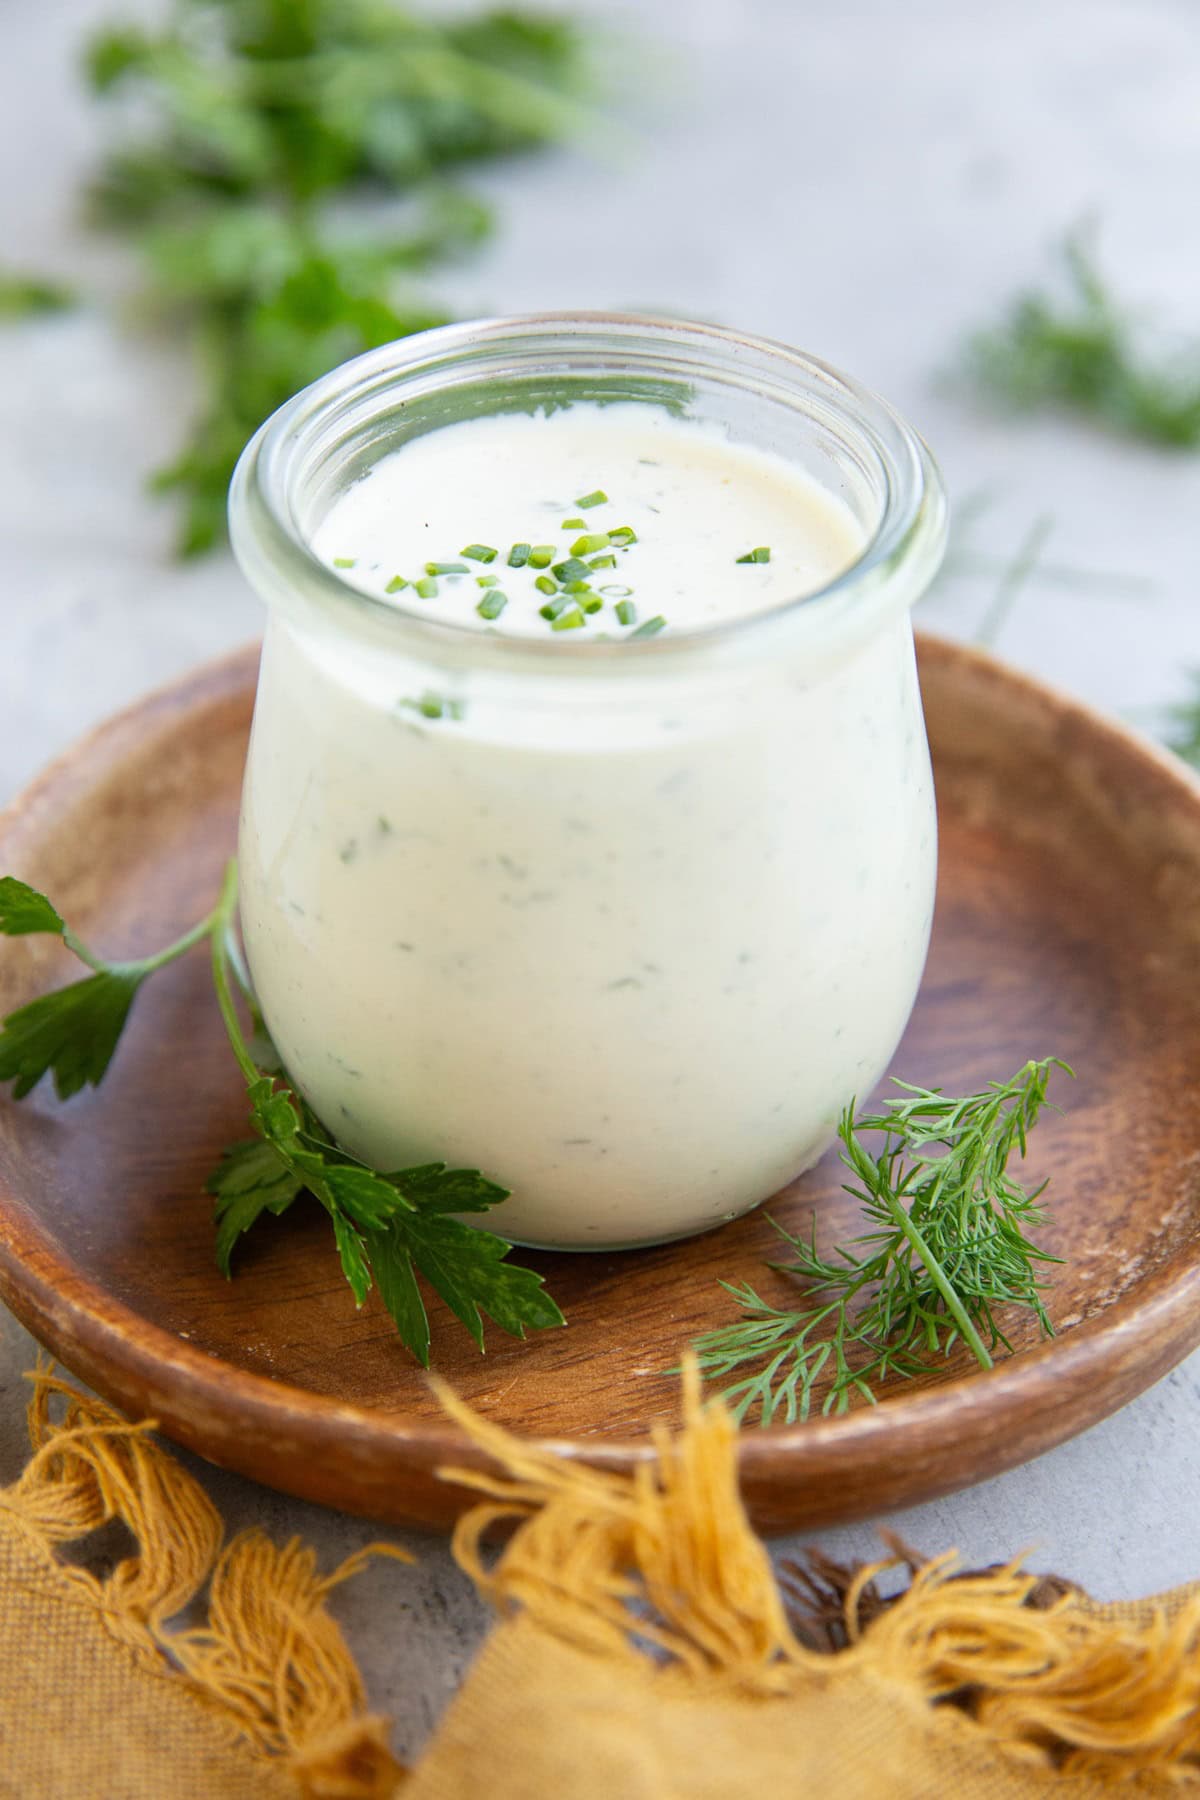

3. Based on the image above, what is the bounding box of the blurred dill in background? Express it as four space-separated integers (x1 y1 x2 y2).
83 0 593 554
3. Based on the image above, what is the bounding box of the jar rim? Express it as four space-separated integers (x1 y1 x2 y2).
229 311 947 674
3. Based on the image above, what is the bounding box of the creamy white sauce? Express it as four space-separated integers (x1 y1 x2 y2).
311 406 861 638
238 404 937 1248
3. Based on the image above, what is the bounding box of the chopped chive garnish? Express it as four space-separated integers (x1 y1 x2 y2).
384 575 408 593
539 595 569 620
629 614 667 638
615 599 637 626
425 560 468 576
534 574 558 597
400 690 462 720
551 606 586 631
476 589 508 620
599 583 633 597
588 554 617 570
414 575 439 600
461 544 498 564
561 516 586 530
551 557 592 584
570 533 611 557
476 573 499 588
609 526 638 547
580 590 603 614
576 490 608 509
564 579 590 593
735 546 771 564
508 542 532 568
529 545 556 568
332 556 356 569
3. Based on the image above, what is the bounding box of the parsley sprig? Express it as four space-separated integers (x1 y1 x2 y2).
0 865 564 1366
82 0 593 554
691 1058 1071 1424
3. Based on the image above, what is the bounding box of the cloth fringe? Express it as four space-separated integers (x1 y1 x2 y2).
0 1361 408 1798
436 1357 1200 1784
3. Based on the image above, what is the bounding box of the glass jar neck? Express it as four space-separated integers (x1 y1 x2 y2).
230 312 947 683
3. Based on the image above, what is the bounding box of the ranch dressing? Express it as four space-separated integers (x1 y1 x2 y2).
237 401 938 1249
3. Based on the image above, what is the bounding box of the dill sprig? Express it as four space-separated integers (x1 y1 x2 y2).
692 1058 1072 1426
966 231 1200 448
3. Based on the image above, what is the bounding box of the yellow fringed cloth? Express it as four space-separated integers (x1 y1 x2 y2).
2 1364 1200 1800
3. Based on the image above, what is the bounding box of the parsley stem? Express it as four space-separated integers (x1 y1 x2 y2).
208 859 259 1086
135 911 220 975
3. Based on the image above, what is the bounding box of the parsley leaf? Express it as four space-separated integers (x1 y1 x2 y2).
206 1054 562 1366
0 879 216 1099
0 877 66 936
377 1210 564 1354
207 1138 305 1275
0 969 143 1101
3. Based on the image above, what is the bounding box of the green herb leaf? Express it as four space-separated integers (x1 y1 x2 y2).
0 877 214 1098
366 1231 432 1366
575 489 607 509
207 1137 305 1276
369 1210 563 1359
0 878 66 938
0 969 144 1101
735 546 771 564
386 1162 510 1214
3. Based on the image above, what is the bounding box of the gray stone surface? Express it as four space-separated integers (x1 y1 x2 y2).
3 0 1200 1761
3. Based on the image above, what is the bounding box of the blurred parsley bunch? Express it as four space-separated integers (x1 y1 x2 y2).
84 0 592 554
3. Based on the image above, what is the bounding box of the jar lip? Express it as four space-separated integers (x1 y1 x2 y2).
230 311 947 671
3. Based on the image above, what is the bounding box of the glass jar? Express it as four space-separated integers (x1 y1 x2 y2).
229 314 947 1251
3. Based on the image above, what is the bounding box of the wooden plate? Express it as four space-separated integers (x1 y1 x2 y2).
1 636 1199 1533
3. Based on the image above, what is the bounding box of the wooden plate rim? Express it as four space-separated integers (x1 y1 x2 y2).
1 637 1199 1494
